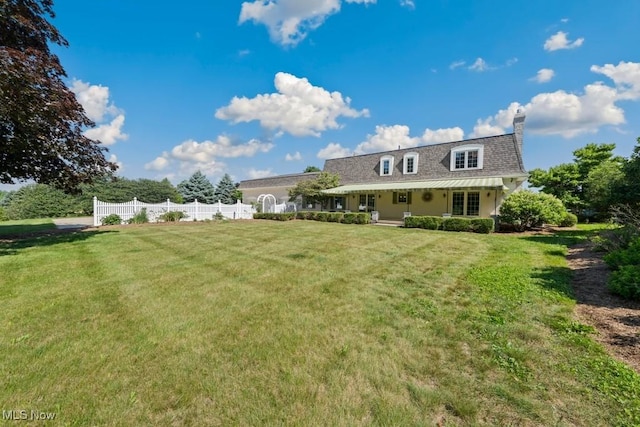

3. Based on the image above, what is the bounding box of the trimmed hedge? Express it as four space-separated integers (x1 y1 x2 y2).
258 211 371 225
404 215 494 234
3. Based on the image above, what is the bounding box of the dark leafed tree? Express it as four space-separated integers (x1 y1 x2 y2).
213 173 238 204
177 171 215 203
0 0 117 192
303 165 321 173
288 171 339 210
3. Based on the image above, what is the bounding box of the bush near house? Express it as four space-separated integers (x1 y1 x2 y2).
259 211 371 224
101 214 122 226
404 216 494 234
499 191 567 231
559 212 578 228
159 211 187 222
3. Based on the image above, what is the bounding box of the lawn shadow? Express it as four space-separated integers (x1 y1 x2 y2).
530 266 575 299
0 222 57 236
0 229 117 257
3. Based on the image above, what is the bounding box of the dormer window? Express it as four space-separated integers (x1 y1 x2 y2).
380 155 394 176
450 144 484 171
403 152 418 175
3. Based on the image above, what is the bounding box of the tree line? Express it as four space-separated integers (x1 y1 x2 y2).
528 137 640 220
0 172 241 221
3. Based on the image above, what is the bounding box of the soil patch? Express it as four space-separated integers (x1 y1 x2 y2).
567 241 640 373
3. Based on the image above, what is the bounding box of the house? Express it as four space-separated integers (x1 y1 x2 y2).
239 171 321 208
240 112 527 220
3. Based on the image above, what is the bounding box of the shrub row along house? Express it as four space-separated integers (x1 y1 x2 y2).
240 112 528 221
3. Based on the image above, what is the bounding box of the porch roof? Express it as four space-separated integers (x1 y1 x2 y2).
322 177 508 194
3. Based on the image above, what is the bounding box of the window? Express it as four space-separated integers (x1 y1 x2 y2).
450 145 484 171
403 152 419 175
380 155 394 176
392 192 412 204
451 191 480 216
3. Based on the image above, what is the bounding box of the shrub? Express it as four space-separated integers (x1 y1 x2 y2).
213 212 225 221
604 237 640 271
559 212 578 227
608 265 640 300
0 207 8 222
443 217 472 232
128 208 149 224
328 212 343 223
315 212 329 222
499 191 566 231
354 213 371 224
252 213 294 221
470 218 494 234
342 213 357 224
404 216 443 230
159 211 187 222
296 211 305 220
101 214 122 225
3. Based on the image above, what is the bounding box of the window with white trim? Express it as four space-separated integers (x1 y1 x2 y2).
380 155 394 176
451 191 480 216
450 145 484 171
403 152 419 175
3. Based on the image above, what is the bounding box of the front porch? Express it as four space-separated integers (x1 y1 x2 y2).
323 177 516 221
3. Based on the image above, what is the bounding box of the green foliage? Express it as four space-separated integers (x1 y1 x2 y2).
128 208 149 224
4 184 80 219
315 212 329 222
303 166 321 173
0 0 117 192
213 173 239 204
559 212 578 228
78 177 183 214
288 172 340 210
585 160 625 216
291 211 370 224
177 171 215 203
213 212 225 221
159 211 187 222
604 238 640 271
404 215 443 230
470 218 495 234
528 143 623 215
443 217 472 232
101 214 122 226
253 213 295 221
0 207 9 222
499 191 567 231
612 137 640 207
608 265 640 300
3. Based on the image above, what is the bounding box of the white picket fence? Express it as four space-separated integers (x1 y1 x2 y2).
92 197 287 226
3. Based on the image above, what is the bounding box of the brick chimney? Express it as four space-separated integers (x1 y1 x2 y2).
513 109 526 157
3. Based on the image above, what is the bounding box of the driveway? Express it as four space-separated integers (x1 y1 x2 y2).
52 217 95 229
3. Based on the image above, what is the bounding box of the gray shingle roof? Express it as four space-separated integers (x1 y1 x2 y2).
238 172 321 189
322 133 527 185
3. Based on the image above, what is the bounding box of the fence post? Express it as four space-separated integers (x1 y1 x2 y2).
236 199 241 219
167 198 171 213
195 199 199 221
217 200 222 213
133 197 138 213
93 196 98 226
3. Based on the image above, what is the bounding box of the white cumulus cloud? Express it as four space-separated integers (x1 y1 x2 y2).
544 31 584 51
215 72 369 137
469 58 492 72
239 0 376 46
421 127 464 144
591 61 640 100
83 114 128 146
247 168 276 179
317 142 353 159
470 62 640 138
145 136 274 179
530 68 555 83
354 125 420 154
285 151 302 161
70 79 128 145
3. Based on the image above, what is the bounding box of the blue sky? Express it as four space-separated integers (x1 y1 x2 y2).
35 0 640 186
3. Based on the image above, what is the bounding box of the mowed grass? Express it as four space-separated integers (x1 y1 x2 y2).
1 221 638 426
0 218 56 236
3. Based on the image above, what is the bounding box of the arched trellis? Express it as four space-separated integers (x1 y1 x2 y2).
256 194 277 213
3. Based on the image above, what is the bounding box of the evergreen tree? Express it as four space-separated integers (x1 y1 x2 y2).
177 171 215 203
213 174 238 204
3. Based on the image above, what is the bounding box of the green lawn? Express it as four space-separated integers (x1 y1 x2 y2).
1 221 638 426
0 218 56 236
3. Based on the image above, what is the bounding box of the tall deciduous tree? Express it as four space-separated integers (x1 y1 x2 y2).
303 166 321 173
213 173 238 204
288 172 339 210
177 171 215 203
613 137 640 207
528 143 622 215
0 0 117 192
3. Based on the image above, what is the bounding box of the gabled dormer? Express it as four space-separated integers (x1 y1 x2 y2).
379 155 394 176
403 152 419 175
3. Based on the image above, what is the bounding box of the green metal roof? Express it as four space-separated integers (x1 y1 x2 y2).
322 177 508 194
